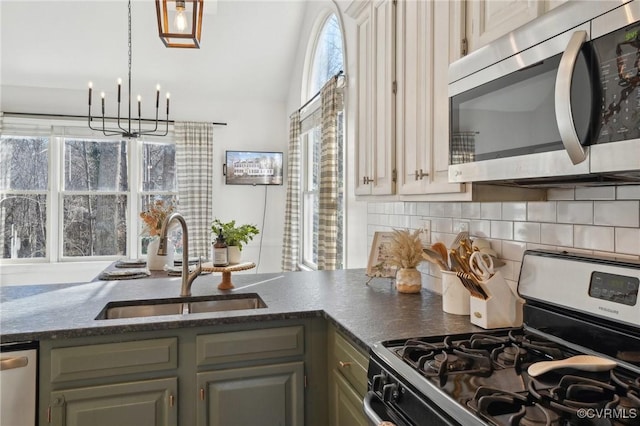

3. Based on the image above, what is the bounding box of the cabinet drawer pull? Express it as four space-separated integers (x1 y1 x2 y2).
200 388 205 400
169 394 175 407
363 176 374 184
339 361 352 368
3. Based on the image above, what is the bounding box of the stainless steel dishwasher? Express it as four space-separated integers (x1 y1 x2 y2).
1 341 38 426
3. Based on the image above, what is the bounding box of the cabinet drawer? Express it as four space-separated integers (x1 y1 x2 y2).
50 338 178 383
196 326 304 366
330 330 368 397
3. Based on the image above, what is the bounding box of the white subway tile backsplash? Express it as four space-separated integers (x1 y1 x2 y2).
502 202 527 221
430 203 446 217
416 202 430 216
540 223 573 246
480 202 502 220
617 185 640 200
594 201 639 227
527 201 557 223
547 188 575 200
432 217 453 233
443 202 462 218
491 220 513 240
368 187 639 284
470 220 491 238
405 202 417 216
462 203 481 219
575 186 616 200
557 201 593 224
502 240 527 261
514 222 541 243
615 227 640 254
574 225 615 252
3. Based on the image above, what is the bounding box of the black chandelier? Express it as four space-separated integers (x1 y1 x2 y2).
87 0 170 138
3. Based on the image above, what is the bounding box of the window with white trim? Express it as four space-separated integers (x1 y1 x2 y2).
0 122 176 262
300 13 345 269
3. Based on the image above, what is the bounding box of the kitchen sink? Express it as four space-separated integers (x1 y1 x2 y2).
96 293 267 320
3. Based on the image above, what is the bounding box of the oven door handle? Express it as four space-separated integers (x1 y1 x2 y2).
555 30 589 165
364 392 386 425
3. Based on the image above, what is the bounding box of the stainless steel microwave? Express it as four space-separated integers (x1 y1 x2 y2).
449 0 640 187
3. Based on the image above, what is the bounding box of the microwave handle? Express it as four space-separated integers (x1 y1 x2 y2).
555 30 588 165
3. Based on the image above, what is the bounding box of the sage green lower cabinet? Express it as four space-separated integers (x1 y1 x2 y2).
49 378 177 426
39 319 328 426
331 370 369 426
197 362 304 426
327 324 369 426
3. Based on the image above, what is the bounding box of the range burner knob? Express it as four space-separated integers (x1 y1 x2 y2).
382 383 400 402
372 373 387 391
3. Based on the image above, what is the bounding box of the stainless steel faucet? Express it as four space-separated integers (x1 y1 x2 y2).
158 212 202 297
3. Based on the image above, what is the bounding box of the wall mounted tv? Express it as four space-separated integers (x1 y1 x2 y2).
224 151 284 186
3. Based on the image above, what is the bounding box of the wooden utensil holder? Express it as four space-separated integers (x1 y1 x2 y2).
469 271 523 329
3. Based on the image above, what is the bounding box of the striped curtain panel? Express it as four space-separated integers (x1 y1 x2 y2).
316 78 339 270
175 121 214 258
281 112 301 271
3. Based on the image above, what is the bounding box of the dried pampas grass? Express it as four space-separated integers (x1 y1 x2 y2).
384 229 424 269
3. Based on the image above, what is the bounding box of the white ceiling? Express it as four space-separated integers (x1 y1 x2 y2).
1 0 309 108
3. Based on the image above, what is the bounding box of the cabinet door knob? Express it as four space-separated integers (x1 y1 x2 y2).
339 361 352 368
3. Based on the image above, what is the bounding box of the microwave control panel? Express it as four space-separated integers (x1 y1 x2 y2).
595 20 640 143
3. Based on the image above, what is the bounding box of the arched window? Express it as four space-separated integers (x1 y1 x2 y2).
300 12 345 270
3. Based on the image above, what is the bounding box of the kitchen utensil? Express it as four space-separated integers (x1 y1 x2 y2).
421 250 448 271
456 271 488 300
528 355 617 377
431 242 450 269
450 231 469 251
469 251 494 280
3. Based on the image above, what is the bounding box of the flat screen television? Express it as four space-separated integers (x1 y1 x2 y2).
224 150 284 185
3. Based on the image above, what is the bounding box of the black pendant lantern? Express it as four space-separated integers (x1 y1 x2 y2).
155 0 204 48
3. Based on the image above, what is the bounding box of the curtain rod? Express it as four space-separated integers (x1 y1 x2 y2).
297 70 344 113
1 111 228 126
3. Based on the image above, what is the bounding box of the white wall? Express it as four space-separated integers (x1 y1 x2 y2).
1 80 288 284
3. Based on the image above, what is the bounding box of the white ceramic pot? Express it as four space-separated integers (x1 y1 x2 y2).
147 238 174 271
228 245 241 264
395 267 422 294
441 270 471 315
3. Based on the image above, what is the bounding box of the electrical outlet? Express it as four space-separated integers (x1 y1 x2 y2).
420 220 431 246
454 221 469 233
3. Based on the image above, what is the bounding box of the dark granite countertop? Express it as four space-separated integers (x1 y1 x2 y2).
0 268 481 349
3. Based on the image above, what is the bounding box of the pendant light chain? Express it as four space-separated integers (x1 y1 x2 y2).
128 0 133 127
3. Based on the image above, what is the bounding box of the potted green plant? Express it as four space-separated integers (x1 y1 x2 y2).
211 219 260 264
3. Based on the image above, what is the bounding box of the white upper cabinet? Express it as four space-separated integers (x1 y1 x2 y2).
347 0 466 198
465 0 569 53
395 0 465 196
349 0 396 196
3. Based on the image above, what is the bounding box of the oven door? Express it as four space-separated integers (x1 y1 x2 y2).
448 22 595 184
364 391 411 426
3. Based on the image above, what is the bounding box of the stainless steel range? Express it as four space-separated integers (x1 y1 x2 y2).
365 250 640 426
